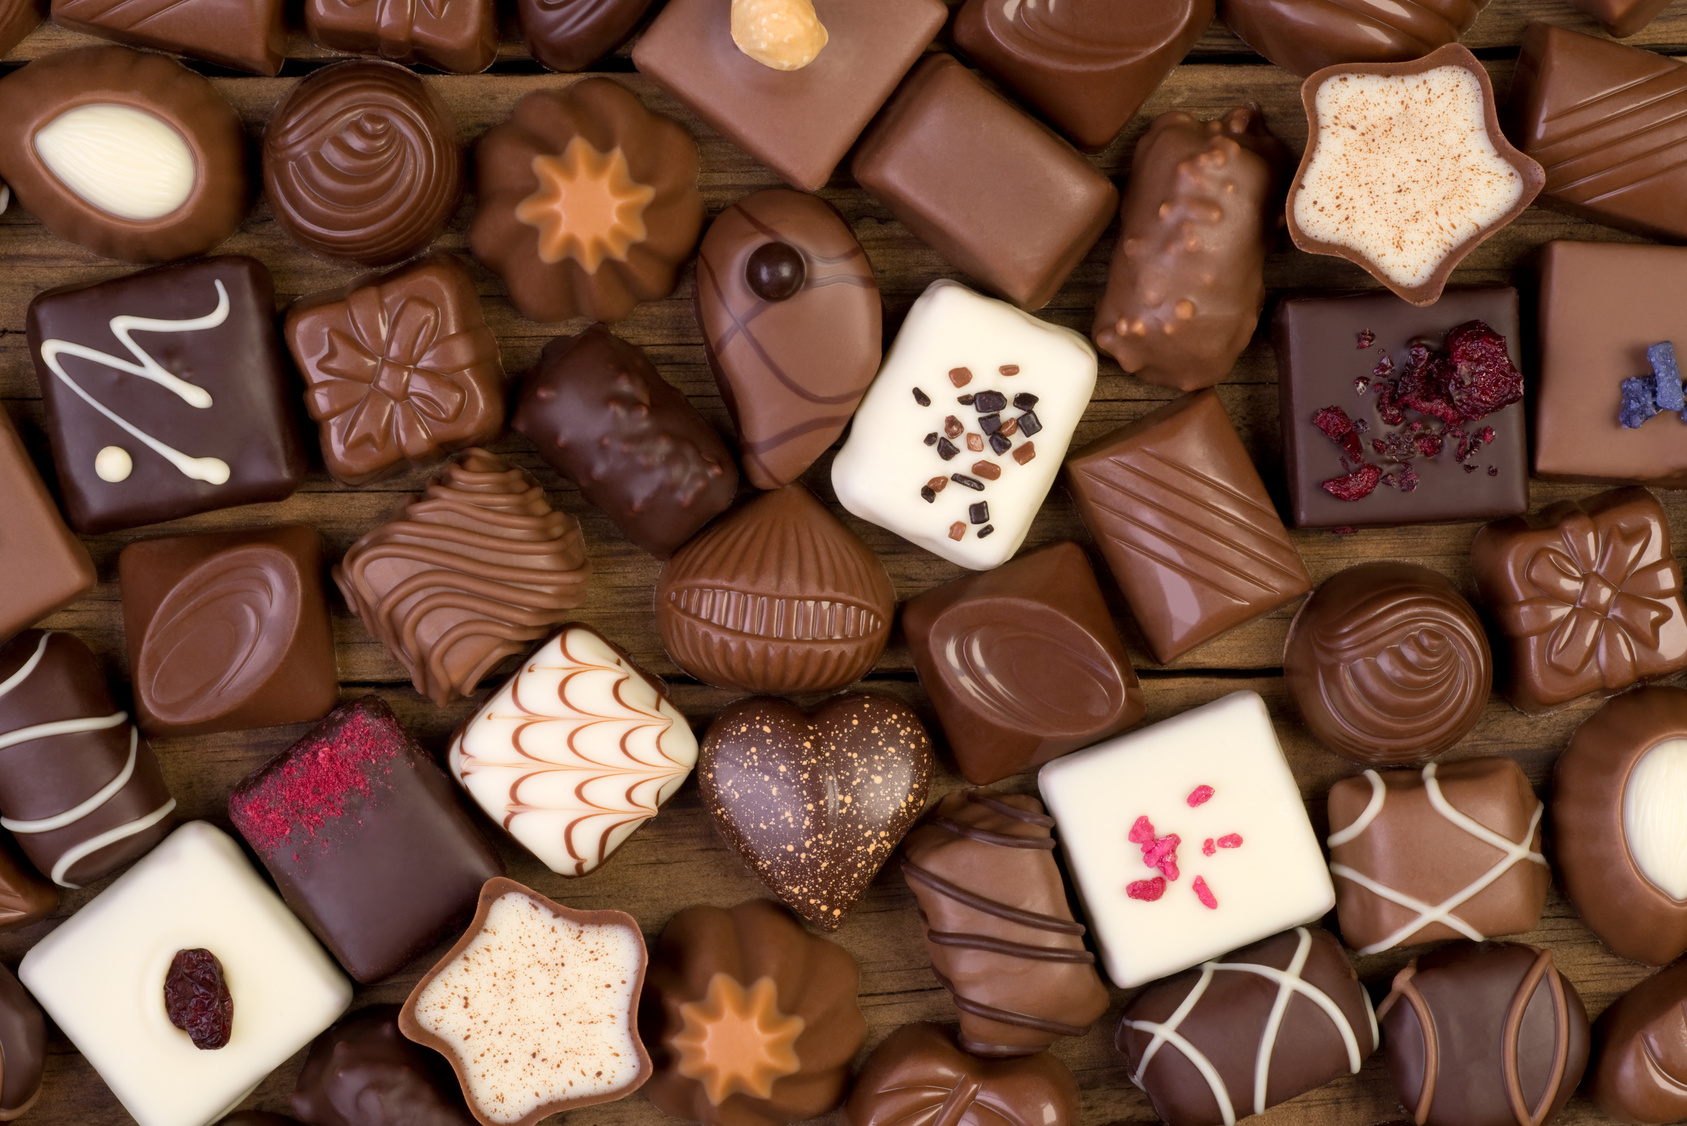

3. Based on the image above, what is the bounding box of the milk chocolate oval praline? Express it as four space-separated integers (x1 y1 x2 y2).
0 46 246 263
1284 562 1491 766
1587 956 1687 1124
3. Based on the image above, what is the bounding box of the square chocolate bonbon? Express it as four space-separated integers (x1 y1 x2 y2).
229 696 503 984
0 409 94 644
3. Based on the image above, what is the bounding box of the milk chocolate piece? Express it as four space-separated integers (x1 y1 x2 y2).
0 964 45 1121
696 188 881 489
120 525 338 738
293 1006 474 1126
1567 0 1672 35
1326 758 1548 955
846 1022 1079 1126
337 451 590 706
1118 926 1375 1126
305 0 496 73
702 694 933 929
901 791 1108 1056
902 543 1143 785
28 256 307 535
1222 0 1491 78
1509 24 1687 244
0 0 39 58
954 0 1212 150
657 485 893 694
286 255 506 486
1379 942 1589 1126
1587 957 1687 1123
1287 45 1543 306
514 323 736 559
642 899 866 1126
520 0 656 71
1275 288 1527 528
51 0 285 74
1472 488 1687 714
1285 563 1491 767
0 836 56 931
229 697 503 984
853 54 1118 312
471 79 704 324
0 630 175 888
1066 390 1310 663
0 46 246 263
633 0 945 192
0 408 94 643
1093 107 1286 391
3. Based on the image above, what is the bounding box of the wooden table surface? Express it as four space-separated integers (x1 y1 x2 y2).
4 3 1686 1124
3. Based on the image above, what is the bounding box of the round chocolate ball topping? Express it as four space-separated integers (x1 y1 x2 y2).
746 241 806 301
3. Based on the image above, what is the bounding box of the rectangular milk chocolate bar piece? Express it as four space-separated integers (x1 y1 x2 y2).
0 410 94 643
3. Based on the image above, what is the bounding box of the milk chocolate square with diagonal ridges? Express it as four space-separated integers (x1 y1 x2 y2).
50 0 285 75
1065 390 1310 664
0 410 94 645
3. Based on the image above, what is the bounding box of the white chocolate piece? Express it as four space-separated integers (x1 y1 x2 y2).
1039 691 1335 988
18 822 351 1126
831 279 1097 570
1624 736 1687 900
95 445 133 482
449 626 699 877
1292 67 1525 289
34 104 197 222
731 0 828 70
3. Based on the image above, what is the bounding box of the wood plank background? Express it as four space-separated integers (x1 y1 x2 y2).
3 2 1686 1123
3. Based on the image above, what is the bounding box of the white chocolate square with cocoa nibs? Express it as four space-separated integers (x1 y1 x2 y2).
1038 691 1335 988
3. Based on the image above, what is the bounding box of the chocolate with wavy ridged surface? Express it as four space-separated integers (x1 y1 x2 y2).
305 0 497 74
657 484 894 694
520 0 657 71
900 790 1109 1057
1284 562 1491 767
52 0 284 74
450 625 698 877
1220 0 1490 78
846 1022 1079 1126
264 61 462 266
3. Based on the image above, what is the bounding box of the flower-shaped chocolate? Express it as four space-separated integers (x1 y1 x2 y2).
1473 487 1687 714
285 254 506 486
471 78 704 323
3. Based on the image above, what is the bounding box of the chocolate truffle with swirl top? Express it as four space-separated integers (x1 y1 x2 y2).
519 0 658 72
1284 562 1491 767
264 61 462 267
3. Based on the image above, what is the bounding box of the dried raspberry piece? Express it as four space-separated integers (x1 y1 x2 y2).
1357 329 1375 349
1216 833 1243 849
1385 321 1521 426
1192 876 1217 909
1321 464 1382 502
1128 878 1166 902
1312 406 1363 465
1202 838 1216 857
1186 785 1214 807
165 948 232 1050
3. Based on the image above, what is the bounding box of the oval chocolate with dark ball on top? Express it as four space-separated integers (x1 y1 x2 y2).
746 242 806 301
0 46 246 263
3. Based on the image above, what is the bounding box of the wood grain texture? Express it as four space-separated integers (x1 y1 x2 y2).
0 3 1682 1124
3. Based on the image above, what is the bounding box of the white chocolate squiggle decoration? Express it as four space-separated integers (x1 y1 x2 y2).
35 103 196 221
39 280 232 485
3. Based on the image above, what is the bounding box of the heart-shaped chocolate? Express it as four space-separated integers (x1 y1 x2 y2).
700 694 934 930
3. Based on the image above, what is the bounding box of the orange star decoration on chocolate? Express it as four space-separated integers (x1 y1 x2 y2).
673 973 805 1104
516 137 656 273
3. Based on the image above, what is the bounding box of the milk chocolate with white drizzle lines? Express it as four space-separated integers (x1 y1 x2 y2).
27 256 307 535
0 630 176 889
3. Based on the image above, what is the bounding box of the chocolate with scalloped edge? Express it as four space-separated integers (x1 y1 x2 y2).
1221 0 1491 78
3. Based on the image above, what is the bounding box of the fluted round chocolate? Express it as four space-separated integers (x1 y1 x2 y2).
1284 562 1491 766
846 1022 1078 1126
263 61 462 266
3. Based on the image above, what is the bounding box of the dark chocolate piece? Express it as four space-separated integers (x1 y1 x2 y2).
285 254 506 486
696 188 881 489
1326 758 1548 955
1509 23 1687 245
1275 288 1527 528
264 62 463 267
852 54 1118 312
471 79 704 324
305 0 496 73
50 0 285 74
1222 0 1491 78
0 630 175 888
642 899 866 1126
1472 487 1687 714
1587 956 1687 1124
701 694 933 929
1065 390 1311 663
1378 942 1589 1126
520 0 656 71
0 407 94 643
902 542 1144 785
27 256 307 535
1284 562 1491 767
0 964 44 1121
165 948 233 1051
845 1022 1078 1126
514 323 736 559
657 485 894 694
229 697 503 984
900 790 1109 1056
1117 926 1377 1126
0 835 56 932
0 46 246 263
120 525 338 738
293 1006 474 1126
1093 107 1286 391
1566 0 1672 35
632 0 946 192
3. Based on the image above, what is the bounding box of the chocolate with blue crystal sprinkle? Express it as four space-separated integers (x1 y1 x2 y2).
1017 410 1043 437
970 502 989 524
1620 377 1659 429
913 387 931 407
1012 393 1038 410
951 474 984 491
938 438 959 460
973 390 1007 413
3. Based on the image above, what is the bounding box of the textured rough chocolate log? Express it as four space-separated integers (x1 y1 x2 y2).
305 0 497 73
51 0 285 74
1587 957 1687 1124
520 0 657 71
901 790 1109 1056
293 1005 475 1126
1221 0 1491 78
0 963 45 1121
0 407 94 643
1093 106 1286 392
846 1022 1079 1126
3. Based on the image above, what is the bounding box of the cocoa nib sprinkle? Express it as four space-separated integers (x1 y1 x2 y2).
914 364 1032 538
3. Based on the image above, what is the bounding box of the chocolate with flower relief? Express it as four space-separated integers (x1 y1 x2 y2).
51 0 285 74
336 450 590 707
1586 956 1687 1124
519 0 657 72
845 1022 1080 1126
287 255 505 488
1471 488 1687 715
293 1006 475 1126
0 406 94 644
449 625 698 878
120 525 338 738
1221 0 1491 79
305 0 496 73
